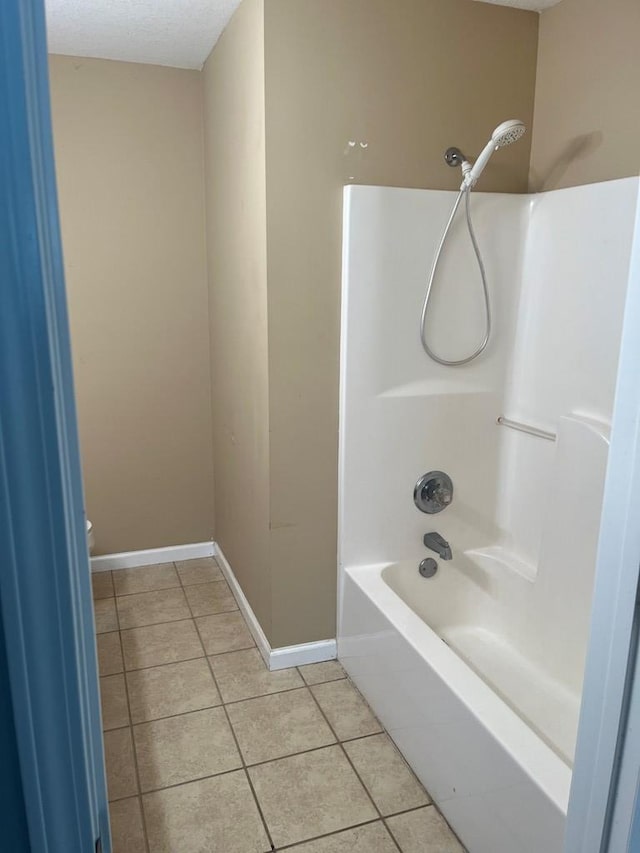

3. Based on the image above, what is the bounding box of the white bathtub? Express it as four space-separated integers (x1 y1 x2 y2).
338 560 571 853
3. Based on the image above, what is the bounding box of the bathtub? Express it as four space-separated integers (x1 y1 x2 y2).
338 559 572 853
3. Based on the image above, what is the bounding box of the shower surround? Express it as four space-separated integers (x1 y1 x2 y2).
337 178 640 853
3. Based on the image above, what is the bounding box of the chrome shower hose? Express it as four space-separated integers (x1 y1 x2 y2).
420 187 491 366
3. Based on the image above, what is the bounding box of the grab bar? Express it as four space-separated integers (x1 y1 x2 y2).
496 416 556 442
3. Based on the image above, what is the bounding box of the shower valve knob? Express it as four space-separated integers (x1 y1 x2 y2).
414 471 454 514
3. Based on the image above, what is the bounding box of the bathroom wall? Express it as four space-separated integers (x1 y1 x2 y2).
263 0 538 646
202 0 272 638
530 0 640 191
49 56 214 554
52 0 539 645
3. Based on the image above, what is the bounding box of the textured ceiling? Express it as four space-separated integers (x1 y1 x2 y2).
45 0 243 70
45 0 561 70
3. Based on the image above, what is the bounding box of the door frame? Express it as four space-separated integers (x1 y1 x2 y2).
564 191 640 852
0 0 110 850
2 0 640 851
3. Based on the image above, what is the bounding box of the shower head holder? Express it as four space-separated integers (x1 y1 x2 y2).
444 147 467 168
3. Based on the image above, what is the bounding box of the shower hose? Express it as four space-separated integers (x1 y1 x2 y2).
419 186 491 366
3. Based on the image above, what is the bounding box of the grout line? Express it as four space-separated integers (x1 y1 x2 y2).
113 584 234 605
117 614 199 632
128 705 217 727
101 633 259 675
306 676 458 849
99 725 411 780
221 683 309 708
119 616 196 633
133 765 246 799
175 558 224 585
127 559 198 851
204 644 258 657
383 802 437 821
112 601 151 853
185 606 240 619
384 803 467 853
297 675 348 688
98 559 451 850
180 568 277 852
101 723 134 734
100 632 256 677
90 569 115 602
305 695 388 799
117 615 254 665
106 766 248 803
99 633 403 757
109 780 465 853
111 584 182 598
122 651 205 673
109 576 230 600
305 685 403 853
206 644 261 661
107 554 221 595
272 804 462 853
338 729 386 746
116 608 239 633
233 704 338 767
106 760 439 811
131 704 225 727
273 817 385 851
180 577 231 589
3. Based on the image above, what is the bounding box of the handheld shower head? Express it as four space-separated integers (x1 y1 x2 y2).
492 119 526 148
462 119 526 189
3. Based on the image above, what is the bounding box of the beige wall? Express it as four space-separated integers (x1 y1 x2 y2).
263 0 538 646
202 0 272 638
530 0 640 191
52 0 540 644
49 56 214 554
49 0 639 647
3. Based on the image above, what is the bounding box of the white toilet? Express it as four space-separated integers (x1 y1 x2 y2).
86 519 95 554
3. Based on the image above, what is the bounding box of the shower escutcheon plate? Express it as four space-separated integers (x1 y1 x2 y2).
414 471 453 514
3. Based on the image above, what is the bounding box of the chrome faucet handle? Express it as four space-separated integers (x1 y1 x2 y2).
430 485 452 508
414 471 454 514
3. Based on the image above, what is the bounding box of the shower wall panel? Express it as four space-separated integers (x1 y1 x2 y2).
340 179 640 693
339 186 528 573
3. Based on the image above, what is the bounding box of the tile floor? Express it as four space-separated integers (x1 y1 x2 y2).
93 556 465 853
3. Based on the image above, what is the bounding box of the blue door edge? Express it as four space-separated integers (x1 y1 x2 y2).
0 1 110 851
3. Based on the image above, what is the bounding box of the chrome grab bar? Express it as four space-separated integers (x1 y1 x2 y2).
496 416 556 442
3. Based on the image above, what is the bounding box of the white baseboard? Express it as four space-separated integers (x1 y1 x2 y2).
213 544 272 667
214 543 337 672
269 639 338 670
91 541 215 573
